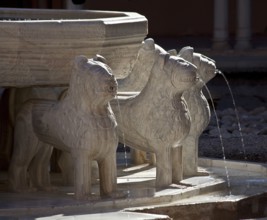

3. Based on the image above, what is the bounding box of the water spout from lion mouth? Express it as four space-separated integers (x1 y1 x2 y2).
215 69 222 74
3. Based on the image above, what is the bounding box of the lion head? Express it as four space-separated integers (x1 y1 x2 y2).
69 55 118 105
178 47 216 84
153 53 197 92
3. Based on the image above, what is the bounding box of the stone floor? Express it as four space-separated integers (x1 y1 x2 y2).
126 158 267 219
1 157 267 219
0 161 224 219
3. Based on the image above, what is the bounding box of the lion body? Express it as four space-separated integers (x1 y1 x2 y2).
8 55 118 199
179 47 217 176
112 53 197 188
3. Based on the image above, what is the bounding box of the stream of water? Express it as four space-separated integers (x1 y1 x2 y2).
217 70 247 162
203 70 251 194
114 95 131 202
203 81 232 195
115 95 128 168
216 70 251 190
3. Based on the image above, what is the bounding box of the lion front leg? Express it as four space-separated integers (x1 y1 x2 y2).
182 136 198 177
155 147 172 189
8 151 38 192
98 153 117 197
58 151 74 186
73 150 91 200
172 145 183 183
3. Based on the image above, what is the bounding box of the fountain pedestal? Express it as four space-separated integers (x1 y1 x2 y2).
0 8 147 87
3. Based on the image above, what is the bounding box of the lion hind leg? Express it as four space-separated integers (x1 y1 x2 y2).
29 141 55 191
8 105 38 192
8 163 31 192
132 149 147 165
8 151 37 192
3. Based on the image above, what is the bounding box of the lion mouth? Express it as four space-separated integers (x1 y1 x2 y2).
181 75 197 83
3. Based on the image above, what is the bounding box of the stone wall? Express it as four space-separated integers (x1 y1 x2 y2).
85 0 267 37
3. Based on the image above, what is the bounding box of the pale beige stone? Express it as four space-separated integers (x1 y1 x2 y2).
58 152 99 186
0 8 147 87
112 53 197 188
179 46 217 177
118 38 167 92
118 38 166 166
133 46 216 176
8 55 118 199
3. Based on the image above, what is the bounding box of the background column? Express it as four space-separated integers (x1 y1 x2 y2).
65 0 85 9
235 0 252 49
213 0 229 49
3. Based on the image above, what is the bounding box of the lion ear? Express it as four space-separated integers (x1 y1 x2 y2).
143 38 155 50
74 55 88 70
156 53 170 70
168 49 177 56
178 46 194 62
159 53 170 69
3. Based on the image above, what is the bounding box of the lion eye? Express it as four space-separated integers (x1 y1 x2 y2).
109 86 115 92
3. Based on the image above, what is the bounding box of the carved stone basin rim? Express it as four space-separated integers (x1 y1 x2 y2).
0 8 148 87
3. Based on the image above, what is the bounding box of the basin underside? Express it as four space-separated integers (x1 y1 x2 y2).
1 158 267 219
0 8 148 87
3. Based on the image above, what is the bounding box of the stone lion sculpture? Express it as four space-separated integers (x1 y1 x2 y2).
118 38 167 92
124 43 217 180
111 53 197 188
8 55 118 199
178 47 217 177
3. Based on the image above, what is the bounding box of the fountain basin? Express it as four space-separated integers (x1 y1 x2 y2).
0 8 147 87
126 158 267 219
1 157 267 219
0 163 225 218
